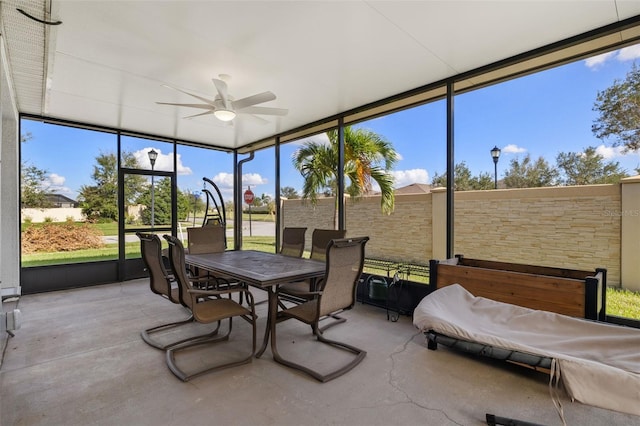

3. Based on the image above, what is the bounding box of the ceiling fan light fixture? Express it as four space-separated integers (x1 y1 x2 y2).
214 108 236 121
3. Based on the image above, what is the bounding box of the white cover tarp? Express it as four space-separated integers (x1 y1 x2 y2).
413 284 640 416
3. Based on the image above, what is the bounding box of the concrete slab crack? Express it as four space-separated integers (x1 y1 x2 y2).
387 331 465 426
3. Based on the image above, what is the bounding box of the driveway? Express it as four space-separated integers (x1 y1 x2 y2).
239 220 275 237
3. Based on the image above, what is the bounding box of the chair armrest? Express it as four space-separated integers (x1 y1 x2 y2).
189 287 256 308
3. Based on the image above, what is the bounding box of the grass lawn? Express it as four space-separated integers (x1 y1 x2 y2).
22 242 142 266
21 236 277 267
607 287 640 320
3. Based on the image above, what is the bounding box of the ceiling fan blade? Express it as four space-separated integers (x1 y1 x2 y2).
183 110 216 119
156 102 213 110
161 84 215 106
246 114 270 124
232 91 276 110
239 106 288 116
212 78 231 110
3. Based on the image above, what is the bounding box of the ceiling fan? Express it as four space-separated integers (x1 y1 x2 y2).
157 74 288 122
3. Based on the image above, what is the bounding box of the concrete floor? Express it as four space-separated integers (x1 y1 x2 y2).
2 279 638 426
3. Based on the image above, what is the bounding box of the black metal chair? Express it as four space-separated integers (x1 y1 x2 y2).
272 236 369 382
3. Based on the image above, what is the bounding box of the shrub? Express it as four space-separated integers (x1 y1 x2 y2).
21 222 104 254
43 216 54 223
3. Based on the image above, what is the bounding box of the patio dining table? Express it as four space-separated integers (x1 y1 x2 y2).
185 250 325 357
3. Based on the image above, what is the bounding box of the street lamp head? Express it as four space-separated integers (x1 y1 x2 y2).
491 146 501 164
148 149 158 168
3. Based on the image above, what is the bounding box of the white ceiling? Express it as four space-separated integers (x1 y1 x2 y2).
4 1 640 151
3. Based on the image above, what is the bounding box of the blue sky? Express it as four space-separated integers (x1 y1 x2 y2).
21 44 640 204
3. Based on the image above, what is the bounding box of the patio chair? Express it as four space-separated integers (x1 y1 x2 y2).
187 226 240 291
308 229 348 262
138 232 223 350
163 235 257 382
280 227 307 258
272 236 369 382
138 232 192 349
251 227 307 308
187 225 226 254
280 229 346 294
278 229 347 331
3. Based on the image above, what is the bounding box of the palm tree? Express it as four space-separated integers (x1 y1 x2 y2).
293 127 397 227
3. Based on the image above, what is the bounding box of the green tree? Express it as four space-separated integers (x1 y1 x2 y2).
503 154 559 188
78 151 145 221
259 194 276 218
21 164 53 208
592 63 640 152
185 191 206 223
431 162 494 190
293 127 398 225
252 193 272 208
137 178 190 225
20 132 53 208
224 201 234 217
556 146 628 185
280 186 299 199
176 188 192 222
259 193 272 206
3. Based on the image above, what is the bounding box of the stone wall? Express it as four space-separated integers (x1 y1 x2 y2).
282 194 432 265
282 180 640 290
452 185 621 286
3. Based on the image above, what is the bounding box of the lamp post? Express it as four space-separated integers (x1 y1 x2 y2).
148 149 158 230
490 146 501 189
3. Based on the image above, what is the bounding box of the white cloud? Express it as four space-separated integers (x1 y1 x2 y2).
209 172 268 189
174 154 192 175
44 173 75 199
203 172 234 203
204 172 268 204
47 173 66 187
502 144 527 154
288 133 330 147
242 173 268 188
584 51 616 69
391 168 429 188
369 169 429 192
594 144 628 159
584 44 640 69
616 45 640 62
211 172 234 189
133 148 192 175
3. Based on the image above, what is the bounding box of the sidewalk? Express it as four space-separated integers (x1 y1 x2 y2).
102 220 276 244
